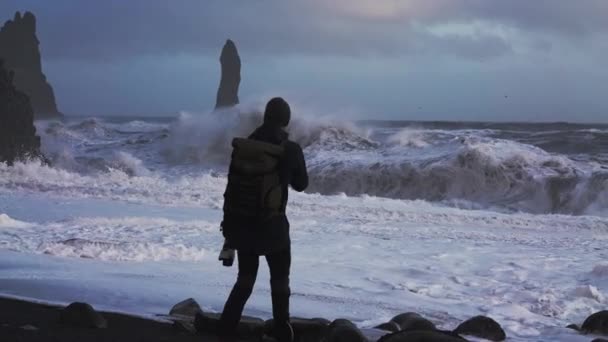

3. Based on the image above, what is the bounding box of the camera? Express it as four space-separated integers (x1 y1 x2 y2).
218 240 235 267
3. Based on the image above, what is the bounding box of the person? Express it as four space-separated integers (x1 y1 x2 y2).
218 97 308 341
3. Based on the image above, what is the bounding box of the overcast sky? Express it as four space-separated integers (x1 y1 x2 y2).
2 0 607 122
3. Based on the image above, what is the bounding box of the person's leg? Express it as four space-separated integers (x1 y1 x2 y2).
219 250 259 335
266 247 292 339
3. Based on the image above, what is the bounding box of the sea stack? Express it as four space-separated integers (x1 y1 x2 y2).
0 59 42 164
215 39 241 109
0 11 61 118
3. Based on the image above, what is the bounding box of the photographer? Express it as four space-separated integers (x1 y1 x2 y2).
218 97 308 341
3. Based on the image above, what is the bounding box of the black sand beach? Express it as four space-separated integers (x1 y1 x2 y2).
0 296 237 342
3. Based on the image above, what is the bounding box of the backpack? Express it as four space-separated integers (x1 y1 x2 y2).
223 137 286 220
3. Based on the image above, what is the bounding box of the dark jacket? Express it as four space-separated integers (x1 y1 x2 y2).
222 124 308 255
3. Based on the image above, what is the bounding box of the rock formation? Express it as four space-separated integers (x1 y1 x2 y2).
0 11 60 118
59 302 107 329
0 59 42 164
215 39 241 109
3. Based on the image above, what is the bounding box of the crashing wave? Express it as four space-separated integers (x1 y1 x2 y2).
9 107 608 216
306 137 608 215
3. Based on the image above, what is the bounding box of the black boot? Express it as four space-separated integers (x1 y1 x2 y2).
270 320 294 342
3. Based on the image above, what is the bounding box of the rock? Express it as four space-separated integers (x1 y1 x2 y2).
378 330 468 342
375 321 401 333
0 59 43 164
592 339 608 342
323 319 367 342
361 327 392 341
59 302 107 329
265 317 330 342
567 323 581 331
453 316 506 341
581 311 608 335
194 311 264 337
390 313 437 332
169 298 202 318
0 11 60 118
215 39 241 109
172 320 196 334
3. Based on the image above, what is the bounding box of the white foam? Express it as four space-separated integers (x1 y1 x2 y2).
0 183 607 341
110 151 151 177
0 214 32 228
23 112 608 216
387 128 430 148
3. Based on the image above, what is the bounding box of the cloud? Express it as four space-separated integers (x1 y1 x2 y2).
3 0 605 62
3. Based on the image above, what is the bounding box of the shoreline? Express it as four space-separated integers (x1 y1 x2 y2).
0 296 237 342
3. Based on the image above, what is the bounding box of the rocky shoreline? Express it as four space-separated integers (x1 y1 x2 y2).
1 296 607 342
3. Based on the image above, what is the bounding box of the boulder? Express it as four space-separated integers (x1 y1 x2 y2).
194 311 264 337
59 302 107 329
361 327 392 341
172 320 196 334
390 313 437 332
453 316 506 341
567 323 580 331
378 330 467 342
0 11 60 118
265 317 330 342
169 298 202 318
375 321 401 333
582 311 608 336
0 59 43 164
323 319 367 342
215 39 241 109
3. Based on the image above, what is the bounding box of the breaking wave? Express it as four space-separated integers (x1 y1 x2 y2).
2 106 606 216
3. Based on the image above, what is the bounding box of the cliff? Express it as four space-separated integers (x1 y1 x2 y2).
0 11 60 118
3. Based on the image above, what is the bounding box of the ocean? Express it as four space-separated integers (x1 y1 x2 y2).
0 107 607 341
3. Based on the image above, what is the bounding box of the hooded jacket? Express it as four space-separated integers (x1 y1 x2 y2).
222 100 308 255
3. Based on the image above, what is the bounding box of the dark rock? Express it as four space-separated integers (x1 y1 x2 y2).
592 339 608 342
323 319 367 342
194 311 264 337
172 320 196 334
391 313 437 332
582 311 608 335
311 317 332 325
169 298 202 318
567 323 581 331
453 316 506 341
375 321 401 333
0 11 60 118
0 59 43 164
265 317 330 342
215 39 241 109
361 327 392 341
378 330 468 342
59 302 107 329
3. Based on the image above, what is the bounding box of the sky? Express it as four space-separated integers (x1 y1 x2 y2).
1 0 607 122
